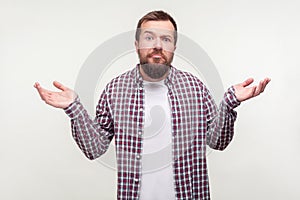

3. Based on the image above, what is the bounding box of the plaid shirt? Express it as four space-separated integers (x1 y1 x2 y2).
65 65 240 200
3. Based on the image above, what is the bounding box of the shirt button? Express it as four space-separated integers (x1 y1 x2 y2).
138 131 142 136
136 154 141 160
134 178 139 182
139 107 144 112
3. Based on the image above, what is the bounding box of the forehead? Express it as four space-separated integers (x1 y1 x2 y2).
140 20 175 31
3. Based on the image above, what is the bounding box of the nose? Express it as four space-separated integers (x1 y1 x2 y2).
154 38 162 49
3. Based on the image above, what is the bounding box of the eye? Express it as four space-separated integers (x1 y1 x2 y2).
145 36 154 41
162 37 172 43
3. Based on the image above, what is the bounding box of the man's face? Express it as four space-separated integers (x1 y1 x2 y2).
135 20 176 80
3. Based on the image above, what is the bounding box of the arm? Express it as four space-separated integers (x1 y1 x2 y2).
206 77 271 150
64 93 114 160
206 86 240 150
34 81 114 160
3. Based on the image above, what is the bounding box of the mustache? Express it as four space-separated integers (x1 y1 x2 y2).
147 49 167 60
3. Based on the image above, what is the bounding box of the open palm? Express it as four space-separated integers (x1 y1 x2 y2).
234 78 271 102
34 81 76 109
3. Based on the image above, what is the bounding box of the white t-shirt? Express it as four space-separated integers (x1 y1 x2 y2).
140 80 176 200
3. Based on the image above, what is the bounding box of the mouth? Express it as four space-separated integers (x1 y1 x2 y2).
152 54 163 59
143 49 168 64
148 52 166 61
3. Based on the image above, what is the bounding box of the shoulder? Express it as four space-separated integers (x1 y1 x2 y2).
172 67 208 92
104 67 137 91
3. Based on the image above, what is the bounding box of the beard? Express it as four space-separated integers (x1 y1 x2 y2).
140 63 170 79
138 48 173 79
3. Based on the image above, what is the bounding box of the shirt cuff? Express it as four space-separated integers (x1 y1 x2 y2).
224 86 241 109
64 96 84 119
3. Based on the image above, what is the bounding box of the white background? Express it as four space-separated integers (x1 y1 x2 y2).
1 0 300 199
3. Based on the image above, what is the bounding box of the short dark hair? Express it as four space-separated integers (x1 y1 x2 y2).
135 10 178 44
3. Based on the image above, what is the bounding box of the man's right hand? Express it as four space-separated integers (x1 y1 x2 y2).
34 81 77 109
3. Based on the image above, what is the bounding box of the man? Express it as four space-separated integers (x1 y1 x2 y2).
34 10 270 200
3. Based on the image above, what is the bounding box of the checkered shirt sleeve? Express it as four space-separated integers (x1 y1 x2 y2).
64 89 114 160
206 86 240 150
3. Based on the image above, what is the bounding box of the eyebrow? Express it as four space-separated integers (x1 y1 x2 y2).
142 30 174 38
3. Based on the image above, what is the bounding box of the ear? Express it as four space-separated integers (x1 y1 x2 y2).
135 40 139 53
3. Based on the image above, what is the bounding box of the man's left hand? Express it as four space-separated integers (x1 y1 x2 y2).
234 78 271 102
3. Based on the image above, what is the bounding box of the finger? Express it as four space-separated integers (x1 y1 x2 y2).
253 80 264 96
250 86 257 97
241 78 254 87
34 82 44 90
259 78 271 93
265 77 271 86
34 84 52 101
34 82 39 88
34 83 46 98
53 81 68 91
260 78 270 93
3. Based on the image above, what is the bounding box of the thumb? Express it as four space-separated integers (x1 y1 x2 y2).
241 78 254 87
53 81 68 91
